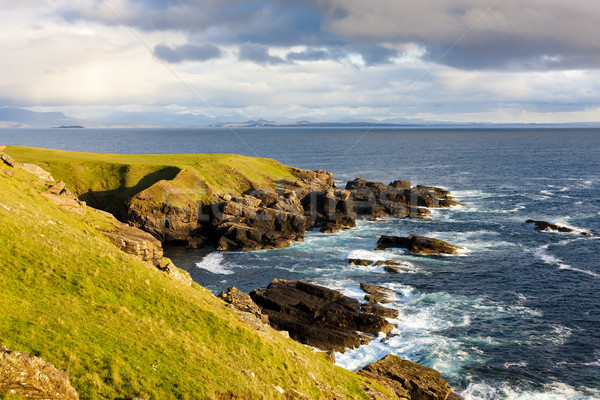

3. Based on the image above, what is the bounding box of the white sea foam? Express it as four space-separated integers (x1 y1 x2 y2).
534 245 600 278
460 381 600 400
195 252 235 275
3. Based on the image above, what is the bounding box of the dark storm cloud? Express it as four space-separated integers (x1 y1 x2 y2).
153 43 222 63
238 43 287 65
58 0 600 71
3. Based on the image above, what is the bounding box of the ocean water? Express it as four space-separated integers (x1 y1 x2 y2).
2 127 600 399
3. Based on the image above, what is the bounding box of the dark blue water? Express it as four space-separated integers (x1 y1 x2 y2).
2 127 599 399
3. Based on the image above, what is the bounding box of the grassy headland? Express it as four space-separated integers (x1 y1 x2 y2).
4 146 297 213
0 150 394 399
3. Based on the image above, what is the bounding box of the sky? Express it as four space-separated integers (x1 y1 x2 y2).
2 0 600 123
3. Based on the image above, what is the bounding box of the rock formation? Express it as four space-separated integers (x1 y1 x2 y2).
250 280 393 352
526 220 594 236
120 169 461 252
0 343 79 400
218 287 269 324
21 163 55 181
0 151 20 168
358 355 455 400
102 223 163 267
376 235 462 255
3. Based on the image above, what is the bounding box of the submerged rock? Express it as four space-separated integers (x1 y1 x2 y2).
358 354 453 400
0 343 79 400
526 219 594 236
250 279 393 352
376 234 462 255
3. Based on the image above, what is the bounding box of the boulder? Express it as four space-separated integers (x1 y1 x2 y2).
0 152 20 168
358 354 453 400
48 180 66 195
360 283 395 304
389 180 411 190
376 235 462 255
102 223 163 267
158 259 193 286
0 343 79 400
218 287 268 324
250 280 393 352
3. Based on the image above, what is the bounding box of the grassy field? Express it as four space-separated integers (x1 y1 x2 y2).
4 146 297 213
0 154 394 399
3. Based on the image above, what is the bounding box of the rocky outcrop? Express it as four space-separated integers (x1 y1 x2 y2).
376 235 462 255
102 223 163 267
358 355 453 400
360 283 395 304
0 343 79 400
250 280 393 352
218 287 269 324
21 163 55 181
120 168 461 252
158 259 193 286
526 220 594 236
42 185 87 215
0 152 20 168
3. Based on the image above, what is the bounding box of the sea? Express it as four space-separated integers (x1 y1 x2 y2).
2 127 599 399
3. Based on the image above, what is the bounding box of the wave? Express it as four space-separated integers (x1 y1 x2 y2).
534 245 600 278
461 381 600 400
195 252 235 275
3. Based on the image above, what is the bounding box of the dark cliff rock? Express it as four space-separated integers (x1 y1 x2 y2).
116 167 462 252
358 355 455 400
0 343 79 400
250 279 393 352
376 235 462 255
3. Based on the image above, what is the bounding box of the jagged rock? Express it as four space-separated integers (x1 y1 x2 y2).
360 303 398 318
358 354 453 400
525 219 594 236
0 152 20 168
376 235 462 255
48 180 66 195
102 223 163 267
360 283 395 304
250 280 392 352
0 343 79 400
218 287 268 324
42 193 87 215
158 259 193 286
21 163 55 181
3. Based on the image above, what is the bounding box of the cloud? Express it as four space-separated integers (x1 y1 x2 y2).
238 43 287 65
354 44 398 66
154 43 222 63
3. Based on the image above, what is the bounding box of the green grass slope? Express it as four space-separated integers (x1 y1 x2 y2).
4 146 297 213
0 165 390 399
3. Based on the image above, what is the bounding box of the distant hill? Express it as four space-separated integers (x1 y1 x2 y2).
0 107 83 128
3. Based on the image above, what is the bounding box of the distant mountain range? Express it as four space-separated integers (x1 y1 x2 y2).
1 106 599 129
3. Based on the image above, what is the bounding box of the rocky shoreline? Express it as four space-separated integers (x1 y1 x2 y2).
2 149 467 400
121 166 463 252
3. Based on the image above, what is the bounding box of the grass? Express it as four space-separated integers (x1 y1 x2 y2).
4 146 298 213
0 160 396 399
